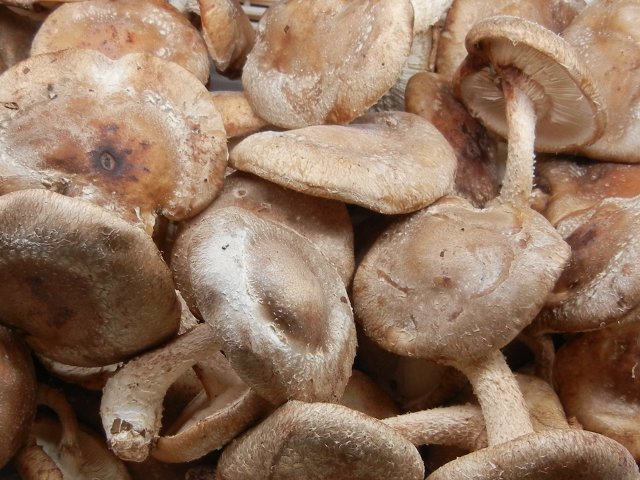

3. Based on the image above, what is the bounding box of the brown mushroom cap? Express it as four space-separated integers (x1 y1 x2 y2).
0 325 36 470
30 0 210 83
242 0 414 128
229 111 457 214
428 429 639 479
184 206 356 404
455 15 605 152
554 322 640 460
353 195 569 363
0 49 227 234
216 401 425 480
210 91 269 138
0 189 180 366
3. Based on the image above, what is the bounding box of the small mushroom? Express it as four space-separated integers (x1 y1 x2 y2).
242 0 414 128
229 111 457 214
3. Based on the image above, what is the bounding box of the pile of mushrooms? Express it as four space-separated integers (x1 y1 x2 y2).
1 0 640 478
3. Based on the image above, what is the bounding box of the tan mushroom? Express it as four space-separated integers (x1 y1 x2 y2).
0 49 227 234
31 0 211 84
216 401 425 480
242 0 414 128
229 111 457 214
0 189 180 367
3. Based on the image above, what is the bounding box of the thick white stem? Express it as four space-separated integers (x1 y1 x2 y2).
499 79 537 206
452 349 534 446
100 324 220 462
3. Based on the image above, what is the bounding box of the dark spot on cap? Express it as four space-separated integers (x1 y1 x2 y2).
340 296 347 304
90 147 127 176
433 276 453 289
284 25 290 34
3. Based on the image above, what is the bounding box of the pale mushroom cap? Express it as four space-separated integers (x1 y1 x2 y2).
216 401 425 480
229 111 457 214
31 0 211 83
436 0 585 82
0 49 227 233
427 429 639 479
534 196 640 333
455 15 606 152
353 196 570 362
0 189 181 366
0 325 36 469
242 0 414 128
186 207 356 404
565 0 640 162
554 323 640 460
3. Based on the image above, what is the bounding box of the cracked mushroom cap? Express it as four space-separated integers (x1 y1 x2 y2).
0 49 227 234
242 0 414 128
353 196 569 363
31 0 210 83
0 189 180 367
554 322 640 460
0 325 36 470
216 401 425 480
454 15 605 152
229 111 457 214
180 206 356 404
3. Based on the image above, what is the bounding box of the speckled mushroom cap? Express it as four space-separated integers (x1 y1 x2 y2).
454 15 605 152
242 0 414 128
554 322 640 460
184 206 356 404
30 0 210 83
532 195 640 334
0 6 38 74
0 49 227 234
0 325 36 470
216 401 425 480
436 0 585 83
565 0 640 163
172 171 354 311
229 111 457 214
0 189 181 366
353 196 570 363
427 429 639 479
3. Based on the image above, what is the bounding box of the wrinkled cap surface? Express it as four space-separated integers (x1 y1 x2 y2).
0 189 181 366
229 111 457 214
183 207 356 404
353 196 570 363
31 0 210 83
0 49 227 233
455 15 605 152
217 401 425 480
242 0 414 128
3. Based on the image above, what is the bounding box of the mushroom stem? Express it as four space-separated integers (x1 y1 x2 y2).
36 386 80 454
100 324 221 462
381 404 487 451
452 349 534 446
499 74 537 206
13 433 63 480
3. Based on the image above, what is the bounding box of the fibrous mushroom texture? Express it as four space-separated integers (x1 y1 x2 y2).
0 49 227 234
229 111 457 214
242 0 414 128
0 189 181 367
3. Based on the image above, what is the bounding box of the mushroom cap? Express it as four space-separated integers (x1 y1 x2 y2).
533 195 640 334
427 429 639 479
338 370 400 419
353 196 570 363
0 49 227 233
241 0 414 128
210 91 269 138
183 206 356 404
454 15 606 152
554 322 640 460
0 325 36 469
565 0 640 163
31 0 210 83
0 6 39 74
216 401 425 480
229 111 457 214
172 171 354 311
199 0 255 76
435 0 585 83
0 189 181 366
